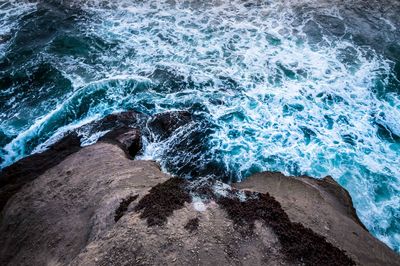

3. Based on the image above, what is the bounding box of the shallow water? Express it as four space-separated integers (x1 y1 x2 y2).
0 0 399 252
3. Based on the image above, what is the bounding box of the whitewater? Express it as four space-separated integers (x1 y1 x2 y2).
0 0 399 252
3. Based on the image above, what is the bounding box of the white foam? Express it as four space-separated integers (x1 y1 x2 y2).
213 182 231 197
192 197 207 212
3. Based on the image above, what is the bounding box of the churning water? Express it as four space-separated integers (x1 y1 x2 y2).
0 0 399 252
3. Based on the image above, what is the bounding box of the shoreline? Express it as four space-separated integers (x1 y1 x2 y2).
0 111 399 265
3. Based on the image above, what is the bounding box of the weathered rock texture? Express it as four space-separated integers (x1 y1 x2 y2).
0 142 169 265
0 141 399 266
0 133 81 212
233 172 400 266
99 126 142 158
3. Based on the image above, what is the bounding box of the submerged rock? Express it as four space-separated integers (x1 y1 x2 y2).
93 111 146 131
0 140 398 265
147 111 192 140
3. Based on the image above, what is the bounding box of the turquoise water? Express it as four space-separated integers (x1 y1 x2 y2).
0 0 399 252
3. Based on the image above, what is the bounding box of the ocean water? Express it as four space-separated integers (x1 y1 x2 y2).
0 0 399 252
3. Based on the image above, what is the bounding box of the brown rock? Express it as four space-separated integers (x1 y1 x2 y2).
233 172 400 266
0 133 81 212
0 142 399 266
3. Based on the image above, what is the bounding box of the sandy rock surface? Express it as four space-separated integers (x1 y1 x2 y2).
234 172 400 266
0 143 169 265
0 141 399 266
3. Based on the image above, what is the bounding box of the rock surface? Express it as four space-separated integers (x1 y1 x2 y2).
0 141 399 265
99 126 142 158
0 110 191 213
233 172 400 266
0 133 81 212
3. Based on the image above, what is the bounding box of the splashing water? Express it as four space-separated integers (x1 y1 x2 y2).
0 0 399 252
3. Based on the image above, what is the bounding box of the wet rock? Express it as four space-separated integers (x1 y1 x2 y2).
147 111 192 140
116 129 142 158
134 178 191 226
97 111 144 129
80 111 148 139
99 126 142 158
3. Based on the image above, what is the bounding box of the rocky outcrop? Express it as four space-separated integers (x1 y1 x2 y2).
147 111 192 140
0 110 193 212
99 126 142 158
0 142 169 266
233 173 400 265
0 133 81 212
0 139 399 266
84 110 147 133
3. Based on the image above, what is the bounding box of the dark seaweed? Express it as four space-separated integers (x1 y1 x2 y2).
134 178 191 226
217 191 355 266
114 195 139 222
184 218 199 232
